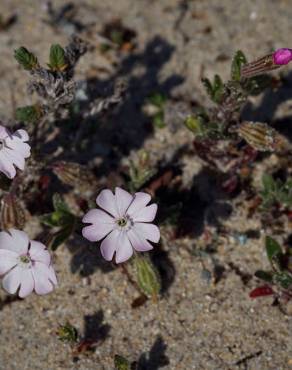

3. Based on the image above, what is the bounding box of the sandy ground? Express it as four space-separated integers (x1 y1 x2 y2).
0 0 292 369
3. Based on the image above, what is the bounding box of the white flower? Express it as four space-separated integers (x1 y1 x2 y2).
82 187 160 263
0 125 31 179
0 229 57 298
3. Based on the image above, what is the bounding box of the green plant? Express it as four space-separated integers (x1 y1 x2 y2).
41 193 77 250
254 236 292 291
260 174 292 209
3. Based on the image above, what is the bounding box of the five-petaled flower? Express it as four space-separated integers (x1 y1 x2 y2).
0 125 31 179
82 187 160 263
0 229 57 298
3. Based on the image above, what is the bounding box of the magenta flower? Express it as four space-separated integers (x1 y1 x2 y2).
273 48 292 65
82 187 160 263
0 229 57 298
0 125 31 179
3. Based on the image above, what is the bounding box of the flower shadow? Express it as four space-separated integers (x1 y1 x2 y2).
46 35 184 174
82 309 110 343
156 165 233 239
68 235 115 275
133 336 169 370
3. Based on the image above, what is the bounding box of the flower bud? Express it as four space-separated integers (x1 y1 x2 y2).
52 161 91 187
237 121 288 152
1 194 26 230
241 48 292 79
273 48 292 65
241 54 279 78
134 255 161 300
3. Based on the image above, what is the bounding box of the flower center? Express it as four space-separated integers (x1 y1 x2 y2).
18 254 32 268
20 255 30 263
116 215 133 231
117 217 128 227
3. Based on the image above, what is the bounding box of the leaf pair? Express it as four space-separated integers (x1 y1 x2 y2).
202 75 224 104
147 92 167 128
41 194 76 250
15 44 67 72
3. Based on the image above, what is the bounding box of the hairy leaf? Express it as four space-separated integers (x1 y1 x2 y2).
14 47 38 70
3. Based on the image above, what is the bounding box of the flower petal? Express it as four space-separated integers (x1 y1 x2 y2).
48 265 58 286
115 231 133 263
100 229 120 261
0 249 18 274
96 189 119 218
31 262 55 295
5 137 31 158
29 241 51 266
0 151 16 179
127 229 153 252
82 209 114 225
132 204 158 222
18 269 34 298
13 129 29 142
132 223 160 243
0 126 10 140
2 265 22 294
115 187 133 217
3 147 25 170
127 192 151 217
82 222 115 242
0 229 29 254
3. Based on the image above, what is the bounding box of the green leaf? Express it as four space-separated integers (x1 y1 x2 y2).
40 213 61 228
48 44 67 71
16 105 42 124
50 225 74 251
134 255 161 300
254 270 273 283
274 272 292 289
52 193 70 214
148 93 167 108
57 322 78 343
153 112 166 128
110 30 124 46
184 115 204 136
262 174 276 192
265 236 282 265
201 78 213 98
213 74 224 103
14 47 38 70
231 50 247 81
114 355 130 370
202 75 224 103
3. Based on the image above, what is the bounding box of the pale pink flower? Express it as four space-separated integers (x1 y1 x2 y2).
0 125 31 179
82 187 160 263
0 229 57 298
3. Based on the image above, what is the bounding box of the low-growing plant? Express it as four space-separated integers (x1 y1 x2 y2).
260 174 292 209
250 236 292 303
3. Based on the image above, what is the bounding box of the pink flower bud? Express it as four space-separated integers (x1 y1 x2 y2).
273 48 292 65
